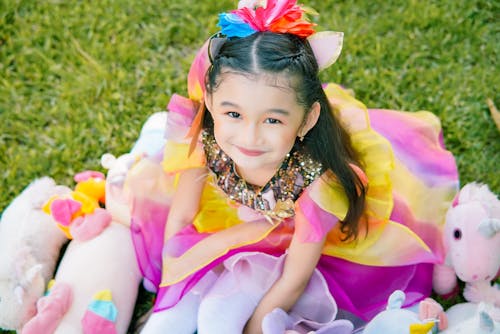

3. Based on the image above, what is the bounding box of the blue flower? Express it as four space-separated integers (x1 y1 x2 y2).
217 13 256 38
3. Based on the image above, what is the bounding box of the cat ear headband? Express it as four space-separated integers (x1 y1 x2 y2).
209 0 344 71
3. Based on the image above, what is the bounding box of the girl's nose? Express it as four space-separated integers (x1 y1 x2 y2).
242 123 261 146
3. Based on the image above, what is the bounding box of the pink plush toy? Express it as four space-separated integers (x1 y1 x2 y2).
433 183 500 319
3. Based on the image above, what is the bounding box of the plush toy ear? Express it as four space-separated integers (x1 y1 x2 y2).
307 31 344 71
386 290 405 310
478 218 500 238
479 310 494 332
451 192 460 207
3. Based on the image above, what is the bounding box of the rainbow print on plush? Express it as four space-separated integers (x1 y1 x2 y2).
81 290 118 334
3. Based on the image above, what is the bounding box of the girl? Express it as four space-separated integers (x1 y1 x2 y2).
126 0 459 332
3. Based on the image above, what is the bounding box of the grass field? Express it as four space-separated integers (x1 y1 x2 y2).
0 0 498 332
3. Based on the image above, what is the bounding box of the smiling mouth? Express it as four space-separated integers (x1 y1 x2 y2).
237 146 265 156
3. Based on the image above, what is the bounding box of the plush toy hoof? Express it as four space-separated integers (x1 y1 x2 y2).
21 282 72 334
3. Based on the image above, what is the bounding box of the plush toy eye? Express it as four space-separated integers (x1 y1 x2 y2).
453 228 462 240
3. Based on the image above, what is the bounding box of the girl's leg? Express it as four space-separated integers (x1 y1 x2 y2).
141 270 219 334
140 291 200 334
197 290 258 334
197 253 285 334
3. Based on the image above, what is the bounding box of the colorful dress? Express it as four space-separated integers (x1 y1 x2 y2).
125 43 459 324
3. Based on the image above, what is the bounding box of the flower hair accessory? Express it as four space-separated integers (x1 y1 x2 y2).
211 0 344 71
219 0 316 38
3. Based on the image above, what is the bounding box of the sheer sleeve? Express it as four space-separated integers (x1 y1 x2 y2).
294 171 347 243
161 94 206 174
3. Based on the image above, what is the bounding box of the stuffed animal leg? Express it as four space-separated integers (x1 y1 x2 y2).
24 221 141 334
441 302 499 333
0 177 69 330
21 281 73 333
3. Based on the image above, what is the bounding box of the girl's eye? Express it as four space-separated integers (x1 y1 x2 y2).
226 111 241 119
265 118 282 124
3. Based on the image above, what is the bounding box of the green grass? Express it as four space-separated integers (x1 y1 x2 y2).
0 0 498 332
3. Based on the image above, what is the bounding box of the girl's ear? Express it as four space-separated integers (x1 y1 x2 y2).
300 102 321 136
204 93 212 112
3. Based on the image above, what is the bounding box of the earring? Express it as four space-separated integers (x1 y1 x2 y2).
299 135 305 142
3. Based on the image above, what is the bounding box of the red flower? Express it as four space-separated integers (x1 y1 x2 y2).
233 0 315 38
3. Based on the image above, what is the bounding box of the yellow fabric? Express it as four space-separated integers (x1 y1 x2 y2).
314 84 436 266
324 83 395 223
193 174 241 233
162 141 205 174
391 155 455 223
161 219 279 286
308 170 349 221
161 134 241 233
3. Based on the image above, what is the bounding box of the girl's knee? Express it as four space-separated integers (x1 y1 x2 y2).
141 292 200 334
197 294 256 334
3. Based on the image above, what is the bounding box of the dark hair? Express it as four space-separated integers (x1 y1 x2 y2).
204 32 366 241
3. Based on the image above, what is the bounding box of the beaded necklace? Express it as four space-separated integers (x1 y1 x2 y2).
202 130 323 223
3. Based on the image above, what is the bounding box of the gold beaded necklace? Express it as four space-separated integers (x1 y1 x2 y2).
202 131 323 223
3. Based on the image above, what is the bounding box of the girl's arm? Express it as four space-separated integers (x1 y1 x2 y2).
243 223 326 334
164 167 207 240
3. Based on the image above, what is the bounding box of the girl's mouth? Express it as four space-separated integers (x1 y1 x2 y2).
237 146 265 156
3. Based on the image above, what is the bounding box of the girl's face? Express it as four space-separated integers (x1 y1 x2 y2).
205 71 319 185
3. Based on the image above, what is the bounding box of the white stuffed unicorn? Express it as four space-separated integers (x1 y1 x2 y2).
433 183 500 312
0 177 69 330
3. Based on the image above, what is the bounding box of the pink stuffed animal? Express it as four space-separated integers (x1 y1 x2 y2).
433 183 500 317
